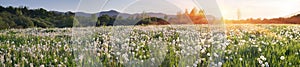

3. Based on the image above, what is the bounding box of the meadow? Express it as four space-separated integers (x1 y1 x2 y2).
0 24 299 67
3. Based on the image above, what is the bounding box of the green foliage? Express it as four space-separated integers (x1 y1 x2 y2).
97 14 114 26
0 6 76 29
13 16 34 28
136 17 169 25
0 17 9 29
0 25 300 66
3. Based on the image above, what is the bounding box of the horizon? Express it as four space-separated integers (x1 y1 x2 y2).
1 0 300 20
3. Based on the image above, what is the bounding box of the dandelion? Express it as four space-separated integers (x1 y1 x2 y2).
280 56 285 60
151 58 155 62
260 56 266 61
58 64 62 67
239 58 243 61
258 60 263 64
30 63 33 67
258 48 262 52
107 54 111 58
207 53 210 56
193 63 197 67
54 59 58 63
265 62 269 67
78 55 84 60
200 49 205 53
116 52 121 55
40 65 44 67
14 64 19 67
261 64 265 67
97 53 101 56
218 62 223 66
40 55 44 58
213 53 219 57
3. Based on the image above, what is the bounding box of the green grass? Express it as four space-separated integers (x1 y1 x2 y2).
0 24 299 67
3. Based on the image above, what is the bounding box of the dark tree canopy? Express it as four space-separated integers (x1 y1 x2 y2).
136 17 170 25
0 6 77 29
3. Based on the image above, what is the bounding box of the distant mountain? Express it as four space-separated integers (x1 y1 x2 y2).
75 12 91 17
292 14 300 18
284 11 300 18
75 10 176 19
97 10 120 17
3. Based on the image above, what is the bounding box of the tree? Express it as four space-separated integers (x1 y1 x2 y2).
0 6 84 28
136 17 169 25
32 18 53 28
190 7 198 16
164 15 168 20
97 14 111 26
0 11 16 28
91 14 97 22
0 17 9 29
16 9 23 16
0 6 4 12
14 16 34 28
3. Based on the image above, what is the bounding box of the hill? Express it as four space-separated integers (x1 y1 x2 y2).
225 13 300 24
75 10 176 19
0 6 77 29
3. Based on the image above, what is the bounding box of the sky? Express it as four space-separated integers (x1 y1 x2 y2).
1 0 300 20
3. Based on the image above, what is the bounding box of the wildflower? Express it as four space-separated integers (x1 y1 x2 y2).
265 62 269 67
218 62 223 66
258 48 262 52
151 58 155 62
207 53 210 56
258 60 263 64
280 56 285 60
107 54 111 58
78 55 84 60
40 55 44 58
14 64 19 67
116 52 121 55
58 64 62 67
97 53 101 56
54 59 58 63
260 56 266 61
213 53 219 57
261 64 265 67
40 65 44 67
239 58 243 61
200 49 205 53
30 63 33 67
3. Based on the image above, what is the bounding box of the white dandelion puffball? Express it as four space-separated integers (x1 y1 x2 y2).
239 58 243 61
280 56 285 60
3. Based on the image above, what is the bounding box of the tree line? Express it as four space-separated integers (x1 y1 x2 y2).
225 14 300 24
0 6 172 29
0 6 77 29
2 6 297 30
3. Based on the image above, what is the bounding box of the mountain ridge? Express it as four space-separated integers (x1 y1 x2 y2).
75 10 177 19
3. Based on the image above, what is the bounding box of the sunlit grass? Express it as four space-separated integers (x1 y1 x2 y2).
0 24 299 67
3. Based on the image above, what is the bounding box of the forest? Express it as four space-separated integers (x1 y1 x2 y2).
0 6 299 30
0 6 173 29
0 6 77 29
225 15 300 24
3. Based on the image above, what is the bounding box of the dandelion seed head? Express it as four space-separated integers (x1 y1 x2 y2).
280 56 285 60
239 58 243 61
